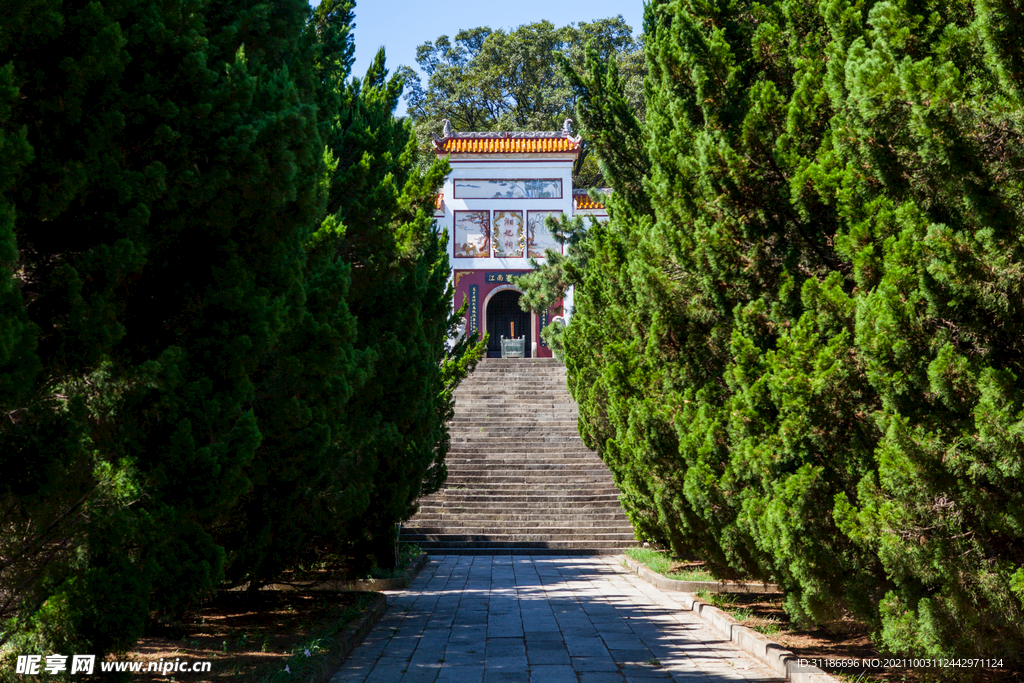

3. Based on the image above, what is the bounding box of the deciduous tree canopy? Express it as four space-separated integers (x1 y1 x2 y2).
398 18 645 187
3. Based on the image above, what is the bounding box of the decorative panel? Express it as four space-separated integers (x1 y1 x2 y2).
454 178 562 199
528 211 563 257
453 210 490 258
492 211 525 258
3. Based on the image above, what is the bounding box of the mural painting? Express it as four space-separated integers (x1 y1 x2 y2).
454 210 490 258
528 211 563 258
454 178 562 199
492 211 525 258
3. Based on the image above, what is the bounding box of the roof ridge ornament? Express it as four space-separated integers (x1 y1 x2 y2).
432 119 453 147
562 118 582 143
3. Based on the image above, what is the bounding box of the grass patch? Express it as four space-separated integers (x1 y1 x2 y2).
625 548 716 582
696 590 781 635
366 543 421 580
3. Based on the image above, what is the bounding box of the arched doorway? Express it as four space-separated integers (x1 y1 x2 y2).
485 289 531 358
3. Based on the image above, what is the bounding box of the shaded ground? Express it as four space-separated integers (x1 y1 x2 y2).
331 555 784 683
693 591 1018 683
639 555 1019 683
131 590 375 682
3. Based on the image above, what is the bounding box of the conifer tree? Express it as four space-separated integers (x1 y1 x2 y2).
551 0 1024 663
1 0 331 656
823 0 1024 657
317 40 483 569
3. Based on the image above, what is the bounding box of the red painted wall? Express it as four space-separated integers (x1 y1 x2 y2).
453 269 561 359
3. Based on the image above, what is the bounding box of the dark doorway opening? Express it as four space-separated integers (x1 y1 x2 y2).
486 289 531 358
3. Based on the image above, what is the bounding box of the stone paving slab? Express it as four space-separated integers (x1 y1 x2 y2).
329 556 785 683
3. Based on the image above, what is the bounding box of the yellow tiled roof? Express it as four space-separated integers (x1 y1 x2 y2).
435 135 581 155
573 191 607 210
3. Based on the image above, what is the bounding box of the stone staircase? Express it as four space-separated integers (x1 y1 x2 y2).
401 358 637 554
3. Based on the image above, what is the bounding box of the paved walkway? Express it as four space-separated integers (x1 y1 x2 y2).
329 555 783 683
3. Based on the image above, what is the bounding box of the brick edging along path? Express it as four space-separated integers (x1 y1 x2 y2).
619 555 839 683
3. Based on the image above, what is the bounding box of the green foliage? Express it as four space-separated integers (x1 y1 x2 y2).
310 41 484 571
625 548 715 582
556 0 1024 664
397 18 644 186
3 0 316 656
0 0 478 666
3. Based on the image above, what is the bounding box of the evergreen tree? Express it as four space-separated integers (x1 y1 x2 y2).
548 0 1024 663
211 0 375 590
1 0 330 657
824 0 1024 657
318 42 484 569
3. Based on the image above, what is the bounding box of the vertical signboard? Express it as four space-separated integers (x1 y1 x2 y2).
468 285 479 335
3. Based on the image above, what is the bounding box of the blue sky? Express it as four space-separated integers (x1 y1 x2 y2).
310 1 646 116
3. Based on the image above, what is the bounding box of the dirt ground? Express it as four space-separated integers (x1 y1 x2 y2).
660 559 1020 683
127 590 374 682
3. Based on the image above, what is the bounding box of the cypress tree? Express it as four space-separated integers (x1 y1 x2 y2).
825 0 1024 657
553 0 1024 662
1 0 329 655
318 41 483 569
214 0 373 590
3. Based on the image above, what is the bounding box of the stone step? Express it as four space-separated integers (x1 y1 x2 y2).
408 515 631 526
444 459 605 466
419 497 618 504
405 358 635 555
421 490 621 500
449 418 578 423
450 416 578 421
431 489 619 497
446 451 596 457
454 390 570 395
403 535 636 545
444 467 612 476
444 461 606 467
448 439 588 444
450 432 584 438
441 471 613 478
408 523 632 532
416 503 624 512
402 538 636 549
449 431 580 436
449 418 579 424
448 439 589 445
417 496 622 505
404 525 633 535
439 478 615 487
451 418 577 421
456 385 568 388
449 443 587 449
417 548 628 556
446 450 594 457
